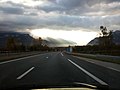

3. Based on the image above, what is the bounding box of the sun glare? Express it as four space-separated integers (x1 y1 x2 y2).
30 29 97 45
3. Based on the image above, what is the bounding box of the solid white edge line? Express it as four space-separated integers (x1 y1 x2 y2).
17 67 34 80
61 53 64 56
0 54 42 65
108 67 120 72
68 59 108 85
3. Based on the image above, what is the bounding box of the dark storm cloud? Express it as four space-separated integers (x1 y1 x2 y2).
0 6 24 14
36 4 65 13
5 1 29 8
36 0 86 14
106 0 120 3
35 0 120 15
0 0 120 32
0 1 25 15
0 14 104 32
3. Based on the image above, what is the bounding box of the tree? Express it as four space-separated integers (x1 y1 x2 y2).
108 30 114 46
38 37 42 45
99 26 114 51
100 26 108 36
6 36 21 51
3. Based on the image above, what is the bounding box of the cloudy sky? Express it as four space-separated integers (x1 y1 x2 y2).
0 0 120 45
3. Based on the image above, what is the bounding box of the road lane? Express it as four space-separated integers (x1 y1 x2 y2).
0 52 57 88
65 53 120 89
16 52 98 86
67 59 108 85
0 52 120 89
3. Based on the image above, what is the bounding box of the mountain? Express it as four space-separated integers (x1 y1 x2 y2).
0 31 34 49
87 30 120 45
44 37 77 47
0 31 77 49
112 30 120 45
87 37 99 46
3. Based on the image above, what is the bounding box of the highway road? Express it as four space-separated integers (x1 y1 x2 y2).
0 52 120 89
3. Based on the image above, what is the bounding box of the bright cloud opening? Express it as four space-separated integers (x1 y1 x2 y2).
30 29 97 45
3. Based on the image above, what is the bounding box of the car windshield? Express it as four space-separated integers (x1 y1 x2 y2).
0 0 120 90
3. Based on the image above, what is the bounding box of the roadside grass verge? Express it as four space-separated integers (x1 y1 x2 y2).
66 52 120 64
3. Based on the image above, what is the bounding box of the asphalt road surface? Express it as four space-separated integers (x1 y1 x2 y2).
0 52 120 89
